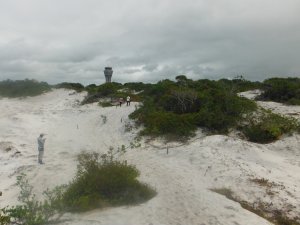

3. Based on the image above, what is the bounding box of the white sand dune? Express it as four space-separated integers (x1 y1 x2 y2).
1 89 299 225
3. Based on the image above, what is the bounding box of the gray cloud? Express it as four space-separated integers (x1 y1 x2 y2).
0 0 299 85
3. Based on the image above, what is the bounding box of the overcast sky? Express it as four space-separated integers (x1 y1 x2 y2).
0 0 299 85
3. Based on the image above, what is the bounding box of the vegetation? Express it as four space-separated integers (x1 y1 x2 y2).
257 77 300 105
130 76 258 139
2 76 298 143
0 209 10 225
99 101 114 107
126 76 299 143
212 188 300 225
3 174 65 225
242 110 300 143
62 151 156 212
55 82 85 92
81 82 124 104
217 76 263 93
0 79 51 98
2 148 154 223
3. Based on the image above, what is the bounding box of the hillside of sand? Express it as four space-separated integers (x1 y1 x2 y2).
1 89 299 225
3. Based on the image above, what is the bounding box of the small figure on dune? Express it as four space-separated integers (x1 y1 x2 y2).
126 96 131 106
37 133 46 164
119 97 123 107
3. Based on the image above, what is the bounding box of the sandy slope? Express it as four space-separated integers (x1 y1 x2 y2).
0 89 299 225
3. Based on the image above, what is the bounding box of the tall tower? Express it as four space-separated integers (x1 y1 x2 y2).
104 67 113 83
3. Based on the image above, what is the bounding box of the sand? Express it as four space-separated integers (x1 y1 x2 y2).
0 89 299 225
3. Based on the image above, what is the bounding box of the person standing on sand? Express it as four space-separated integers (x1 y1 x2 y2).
37 134 46 164
126 96 131 106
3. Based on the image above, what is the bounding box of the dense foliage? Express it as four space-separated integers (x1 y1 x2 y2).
0 79 51 98
257 77 300 105
217 77 263 93
130 76 258 139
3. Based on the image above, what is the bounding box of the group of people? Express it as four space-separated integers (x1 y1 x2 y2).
119 96 131 107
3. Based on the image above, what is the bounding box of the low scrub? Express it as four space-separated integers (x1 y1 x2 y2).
2 174 65 225
257 77 300 105
55 82 84 92
62 152 156 212
3 151 155 224
138 111 196 138
0 79 51 98
130 77 258 138
0 209 10 225
242 111 300 143
99 101 114 107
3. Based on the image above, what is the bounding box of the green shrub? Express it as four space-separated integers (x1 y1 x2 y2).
93 82 122 96
242 111 300 143
62 152 156 212
258 77 300 105
194 90 257 132
130 78 257 138
55 82 84 92
99 102 113 107
140 111 196 138
5 174 65 225
0 208 10 225
0 79 51 98
217 77 263 93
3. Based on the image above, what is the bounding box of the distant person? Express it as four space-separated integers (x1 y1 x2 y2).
126 96 131 106
37 134 46 164
119 98 123 107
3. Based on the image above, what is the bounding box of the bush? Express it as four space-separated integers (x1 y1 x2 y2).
242 111 300 143
130 78 257 138
217 77 263 93
0 208 10 225
55 82 84 92
93 82 122 96
193 89 257 132
62 152 156 212
99 102 113 107
0 79 51 98
4 174 65 225
258 77 300 105
140 111 196 138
